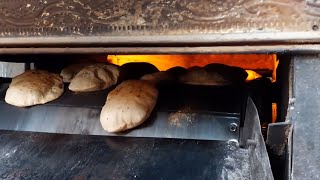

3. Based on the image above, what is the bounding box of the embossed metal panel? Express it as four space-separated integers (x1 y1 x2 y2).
0 0 320 44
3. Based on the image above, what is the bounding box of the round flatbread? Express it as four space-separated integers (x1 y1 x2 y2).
180 64 247 86
204 63 248 83
100 80 158 133
5 70 64 107
166 66 187 77
60 63 91 83
141 66 187 83
69 64 120 92
120 62 159 80
140 71 173 83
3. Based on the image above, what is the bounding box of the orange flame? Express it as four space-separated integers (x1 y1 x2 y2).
245 70 262 81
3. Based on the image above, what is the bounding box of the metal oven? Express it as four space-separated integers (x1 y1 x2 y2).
1 0 320 179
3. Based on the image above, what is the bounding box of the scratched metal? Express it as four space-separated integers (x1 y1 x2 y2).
0 130 251 180
290 56 320 180
0 0 319 37
0 97 272 179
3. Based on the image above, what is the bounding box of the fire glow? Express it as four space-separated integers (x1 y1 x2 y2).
107 54 278 82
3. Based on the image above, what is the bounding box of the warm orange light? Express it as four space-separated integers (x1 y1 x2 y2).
272 55 279 83
107 54 278 81
245 70 262 81
272 103 277 123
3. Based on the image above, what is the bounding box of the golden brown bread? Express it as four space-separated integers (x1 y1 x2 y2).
69 64 120 92
5 70 64 107
100 80 158 132
60 63 91 83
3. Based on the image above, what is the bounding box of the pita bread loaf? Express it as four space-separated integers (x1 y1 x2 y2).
140 71 173 83
60 63 91 83
204 63 248 83
180 68 231 86
100 80 158 133
180 64 247 86
69 64 120 92
5 70 64 107
120 62 159 80
141 66 187 83
166 66 187 77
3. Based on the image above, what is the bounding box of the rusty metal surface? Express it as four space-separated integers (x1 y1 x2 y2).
0 0 320 44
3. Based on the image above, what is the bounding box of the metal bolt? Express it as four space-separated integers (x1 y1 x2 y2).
313 25 319 31
229 123 238 132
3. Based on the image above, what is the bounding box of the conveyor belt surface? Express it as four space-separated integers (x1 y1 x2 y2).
0 83 244 141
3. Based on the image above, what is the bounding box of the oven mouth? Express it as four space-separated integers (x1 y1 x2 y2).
107 54 278 82
0 53 282 129
0 50 292 180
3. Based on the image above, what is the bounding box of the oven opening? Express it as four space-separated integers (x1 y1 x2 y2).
107 54 278 82
0 53 291 179
0 53 288 126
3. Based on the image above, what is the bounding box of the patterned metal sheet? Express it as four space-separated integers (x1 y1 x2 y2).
0 0 320 42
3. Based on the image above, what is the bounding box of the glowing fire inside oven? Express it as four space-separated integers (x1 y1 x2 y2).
107 54 278 82
107 54 278 123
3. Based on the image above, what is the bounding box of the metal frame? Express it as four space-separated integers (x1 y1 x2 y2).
289 55 320 180
1 44 320 54
1 32 320 46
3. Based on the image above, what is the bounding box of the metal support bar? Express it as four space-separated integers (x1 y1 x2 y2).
290 55 320 180
1 45 320 55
